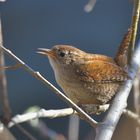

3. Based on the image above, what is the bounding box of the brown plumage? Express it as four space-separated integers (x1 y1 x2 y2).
37 28 132 114
37 45 128 108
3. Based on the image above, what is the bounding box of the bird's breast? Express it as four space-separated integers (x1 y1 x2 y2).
48 58 121 105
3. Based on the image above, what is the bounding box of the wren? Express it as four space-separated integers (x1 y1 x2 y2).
37 44 128 114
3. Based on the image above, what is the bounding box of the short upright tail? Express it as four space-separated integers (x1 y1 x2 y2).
114 28 132 70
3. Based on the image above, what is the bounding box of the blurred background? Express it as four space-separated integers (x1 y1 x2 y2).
0 0 138 140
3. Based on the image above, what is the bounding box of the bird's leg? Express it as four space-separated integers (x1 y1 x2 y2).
80 104 110 115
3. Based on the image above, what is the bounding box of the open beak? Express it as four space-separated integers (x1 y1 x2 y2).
37 48 55 58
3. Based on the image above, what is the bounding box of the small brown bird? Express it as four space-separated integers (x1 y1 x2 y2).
37 45 128 113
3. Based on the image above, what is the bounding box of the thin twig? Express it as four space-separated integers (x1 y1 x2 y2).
0 63 23 70
128 0 140 62
0 45 98 128
95 41 140 140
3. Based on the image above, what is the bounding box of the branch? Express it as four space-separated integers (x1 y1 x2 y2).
0 45 98 128
0 16 11 123
13 123 37 140
8 106 140 129
95 41 140 140
128 0 140 62
8 108 75 128
129 1 140 139
133 71 140 140
68 115 79 140
29 117 66 140
123 109 140 127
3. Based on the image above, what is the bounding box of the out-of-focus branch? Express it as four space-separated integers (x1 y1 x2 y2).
29 117 66 140
95 41 140 140
133 71 140 140
0 16 11 123
123 109 140 127
84 0 97 12
0 45 98 128
128 0 140 62
0 122 16 140
13 123 37 140
68 115 79 140
129 1 140 140
0 3 17 139
133 72 140 115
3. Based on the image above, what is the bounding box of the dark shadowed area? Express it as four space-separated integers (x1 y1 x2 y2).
0 0 138 140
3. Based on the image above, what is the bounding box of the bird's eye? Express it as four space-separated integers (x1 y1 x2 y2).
59 51 65 57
